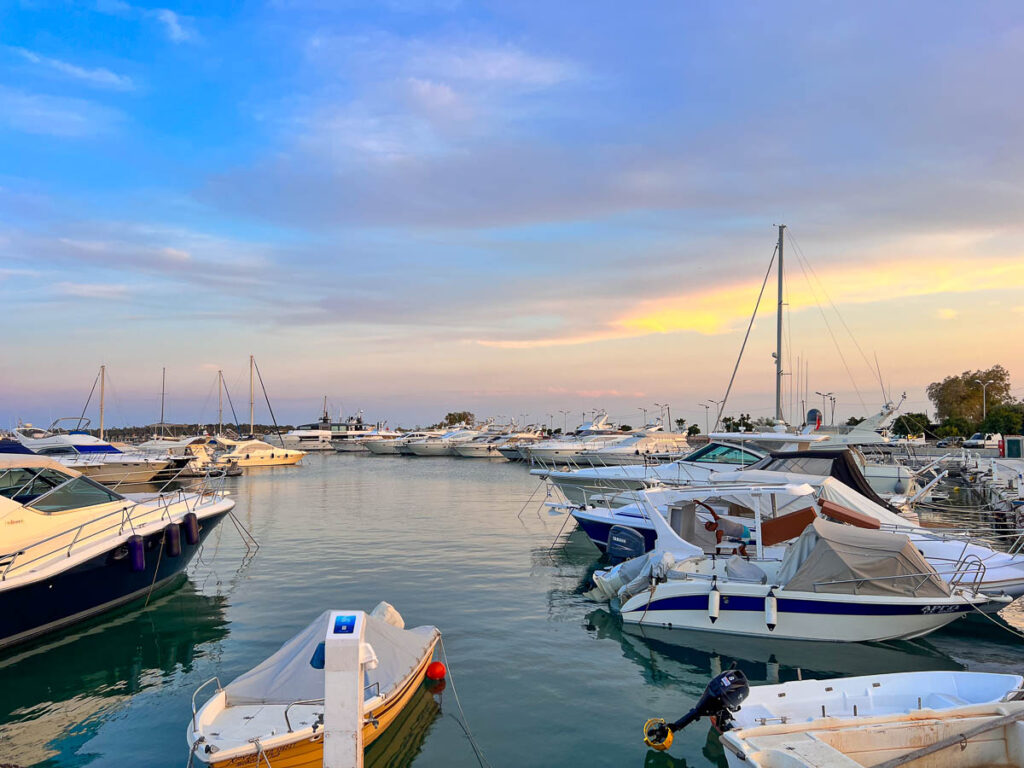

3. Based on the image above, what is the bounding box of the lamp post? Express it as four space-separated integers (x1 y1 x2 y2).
699 403 710 435
974 379 991 421
546 413 554 431
654 402 671 431
638 407 648 426
559 409 570 434
708 399 725 432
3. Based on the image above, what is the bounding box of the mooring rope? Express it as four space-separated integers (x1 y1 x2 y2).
439 637 493 768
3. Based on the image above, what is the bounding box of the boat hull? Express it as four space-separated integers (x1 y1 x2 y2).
405 442 452 456
73 460 172 486
619 582 976 642
198 638 438 768
0 509 230 651
365 441 403 455
452 445 502 458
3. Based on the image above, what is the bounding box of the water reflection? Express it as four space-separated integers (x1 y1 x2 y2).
365 685 441 768
0 577 227 766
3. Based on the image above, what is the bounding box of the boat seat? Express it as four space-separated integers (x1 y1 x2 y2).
925 693 969 708
726 555 768 584
819 500 881 529
760 507 817 547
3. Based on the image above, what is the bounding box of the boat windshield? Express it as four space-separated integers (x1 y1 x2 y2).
683 443 761 465
0 467 75 502
27 475 124 513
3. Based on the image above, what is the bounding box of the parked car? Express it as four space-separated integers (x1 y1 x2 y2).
936 436 964 448
963 432 1002 449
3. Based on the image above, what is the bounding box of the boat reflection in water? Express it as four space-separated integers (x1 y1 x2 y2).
365 684 442 768
0 577 227 767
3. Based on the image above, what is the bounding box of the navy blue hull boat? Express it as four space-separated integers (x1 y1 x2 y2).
0 456 234 651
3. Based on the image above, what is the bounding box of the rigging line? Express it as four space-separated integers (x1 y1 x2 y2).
78 369 101 428
784 246 794 424
789 243 868 412
251 357 285 443
440 638 493 768
222 378 242 432
786 230 885 397
713 245 777 431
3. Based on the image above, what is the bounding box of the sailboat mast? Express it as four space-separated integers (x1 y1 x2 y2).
775 224 785 423
99 365 105 441
218 369 224 435
160 367 166 432
249 355 255 435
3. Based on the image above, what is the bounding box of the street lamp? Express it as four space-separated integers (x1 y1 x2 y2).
558 409 570 434
707 399 725 432
654 402 671 431
638 406 648 425
698 403 710 434
546 413 554 431
974 379 991 421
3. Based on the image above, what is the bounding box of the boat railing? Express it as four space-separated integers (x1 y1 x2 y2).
0 479 227 581
810 560 987 595
283 681 381 733
191 677 223 730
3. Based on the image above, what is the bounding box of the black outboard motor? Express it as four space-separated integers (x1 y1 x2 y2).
606 525 647 562
644 667 750 750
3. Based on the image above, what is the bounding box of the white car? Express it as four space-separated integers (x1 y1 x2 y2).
963 432 1002 449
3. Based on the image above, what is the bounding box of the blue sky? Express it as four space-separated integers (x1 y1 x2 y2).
2 1 1023 428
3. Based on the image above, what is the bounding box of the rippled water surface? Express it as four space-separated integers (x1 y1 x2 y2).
3 454 1023 767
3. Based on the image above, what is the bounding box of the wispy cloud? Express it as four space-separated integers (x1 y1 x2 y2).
153 9 194 43
10 47 134 91
56 281 130 299
0 86 121 137
95 1 197 43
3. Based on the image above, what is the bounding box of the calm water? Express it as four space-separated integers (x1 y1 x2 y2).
3 454 1023 767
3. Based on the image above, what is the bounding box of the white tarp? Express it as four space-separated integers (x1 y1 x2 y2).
225 603 438 706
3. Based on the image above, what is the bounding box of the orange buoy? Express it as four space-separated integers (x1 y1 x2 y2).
426 661 446 680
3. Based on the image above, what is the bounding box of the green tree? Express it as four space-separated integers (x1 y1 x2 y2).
891 412 931 437
619 424 633 432
980 404 1024 435
845 416 865 426
721 413 754 432
441 411 474 427
687 423 701 437
926 365 1013 422
935 416 973 437
674 418 687 431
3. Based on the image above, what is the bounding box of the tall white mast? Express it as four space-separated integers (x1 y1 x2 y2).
249 355 255 436
99 364 106 441
775 224 786 423
160 367 166 433
218 369 223 435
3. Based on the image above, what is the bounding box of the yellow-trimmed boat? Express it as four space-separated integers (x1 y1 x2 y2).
187 603 440 767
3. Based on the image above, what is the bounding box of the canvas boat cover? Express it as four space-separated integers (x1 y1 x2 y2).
778 518 950 598
224 604 439 707
763 450 903 513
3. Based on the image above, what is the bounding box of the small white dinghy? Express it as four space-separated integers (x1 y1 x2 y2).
719 671 1024 767
187 602 439 768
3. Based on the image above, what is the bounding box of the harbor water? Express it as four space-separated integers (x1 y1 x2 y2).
3 454 1023 767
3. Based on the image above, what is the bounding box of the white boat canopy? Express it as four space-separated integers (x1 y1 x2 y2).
224 604 439 707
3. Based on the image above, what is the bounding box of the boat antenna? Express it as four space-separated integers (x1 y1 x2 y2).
218 369 224 435
713 240 778 431
249 354 255 436
775 224 785 422
160 366 166 436
251 356 285 444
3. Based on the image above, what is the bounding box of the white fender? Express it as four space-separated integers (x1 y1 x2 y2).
708 587 721 624
765 590 778 631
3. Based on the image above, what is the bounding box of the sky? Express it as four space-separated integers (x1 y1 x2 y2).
2 0 1023 430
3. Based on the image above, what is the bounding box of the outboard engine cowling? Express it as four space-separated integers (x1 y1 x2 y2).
644 667 750 750
606 525 646 562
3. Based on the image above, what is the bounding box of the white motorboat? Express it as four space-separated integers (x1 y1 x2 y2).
522 412 628 465
453 428 543 458
575 429 691 466
590 493 1007 642
366 431 443 455
718 671 1024 767
211 438 305 468
0 456 234 650
496 434 545 461
282 400 393 453
187 602 440 767
11 420 175 486
405 427 481 456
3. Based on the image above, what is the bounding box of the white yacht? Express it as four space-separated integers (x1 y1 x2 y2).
11 420 175 486
575 428 691 466
522 413 629 465
405 426 482 456
365 431 443 455
210 437 305 468
453 427 543 458
282 401 392 452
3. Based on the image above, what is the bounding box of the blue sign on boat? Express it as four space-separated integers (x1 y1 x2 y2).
333 615 357 634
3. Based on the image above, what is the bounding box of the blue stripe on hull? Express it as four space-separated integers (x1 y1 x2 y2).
0 510 228 650
642 593 973 616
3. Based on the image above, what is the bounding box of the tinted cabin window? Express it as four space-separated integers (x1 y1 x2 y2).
765 457 835 475
29 476 122 513
0 468 75 500
691 444 759 465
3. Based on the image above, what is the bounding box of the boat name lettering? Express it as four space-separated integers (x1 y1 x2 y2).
920 604 958 614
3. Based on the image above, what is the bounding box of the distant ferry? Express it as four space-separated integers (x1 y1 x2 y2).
281 399 394 452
